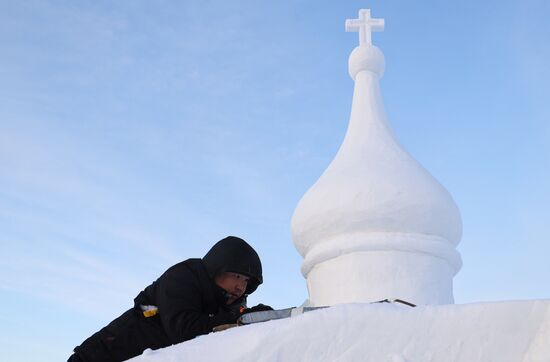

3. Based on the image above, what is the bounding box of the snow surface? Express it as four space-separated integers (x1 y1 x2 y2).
130 300 550 362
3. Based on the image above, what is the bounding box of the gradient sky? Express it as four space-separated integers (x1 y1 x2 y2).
1 1 549 361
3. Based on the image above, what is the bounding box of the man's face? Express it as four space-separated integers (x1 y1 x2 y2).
215 272 250 304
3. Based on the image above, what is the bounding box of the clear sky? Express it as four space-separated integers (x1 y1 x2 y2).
1 1 549 361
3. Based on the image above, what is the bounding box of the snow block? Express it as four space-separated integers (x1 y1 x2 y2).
129 300 550 362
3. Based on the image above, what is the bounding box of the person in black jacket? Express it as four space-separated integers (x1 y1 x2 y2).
68 236 270 362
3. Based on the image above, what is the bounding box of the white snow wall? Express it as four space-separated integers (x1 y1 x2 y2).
130 300 550 362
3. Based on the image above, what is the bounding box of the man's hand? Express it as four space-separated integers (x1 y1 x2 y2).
240 303 273 315
213 304 274 332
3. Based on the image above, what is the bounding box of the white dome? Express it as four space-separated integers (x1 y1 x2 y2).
291 51 462 259
290 10 463 306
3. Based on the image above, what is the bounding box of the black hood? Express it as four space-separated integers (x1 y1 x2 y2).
202 236 263 294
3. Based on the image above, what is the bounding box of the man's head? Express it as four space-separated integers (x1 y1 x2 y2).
214 272 250 304
202 236 263 298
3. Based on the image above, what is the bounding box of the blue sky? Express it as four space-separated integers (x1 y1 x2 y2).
1 1 549 361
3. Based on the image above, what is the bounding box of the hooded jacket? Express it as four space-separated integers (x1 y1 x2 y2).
70 236 262 362
203 235 262 294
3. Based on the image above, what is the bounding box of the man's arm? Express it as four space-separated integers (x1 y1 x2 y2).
154 265 237 344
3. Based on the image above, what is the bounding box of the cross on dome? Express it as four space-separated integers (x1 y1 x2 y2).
345 9 384 46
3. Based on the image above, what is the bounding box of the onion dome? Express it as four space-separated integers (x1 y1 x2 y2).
291 9 462 306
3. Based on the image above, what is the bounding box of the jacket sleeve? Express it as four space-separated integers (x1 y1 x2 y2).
154 264 236 344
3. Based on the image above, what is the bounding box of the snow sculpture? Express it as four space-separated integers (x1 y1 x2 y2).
291 9 463 306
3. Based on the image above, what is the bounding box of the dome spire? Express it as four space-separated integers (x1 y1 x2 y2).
291 9 463 307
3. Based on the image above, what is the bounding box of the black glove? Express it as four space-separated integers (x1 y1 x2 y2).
210 310 240 328
240 303 273 315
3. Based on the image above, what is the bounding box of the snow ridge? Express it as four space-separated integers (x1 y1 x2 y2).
130 300 550 362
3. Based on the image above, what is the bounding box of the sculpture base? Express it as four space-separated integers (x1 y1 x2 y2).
306 250 455 306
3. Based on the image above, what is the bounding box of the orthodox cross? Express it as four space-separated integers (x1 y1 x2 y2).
345 9 385 46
